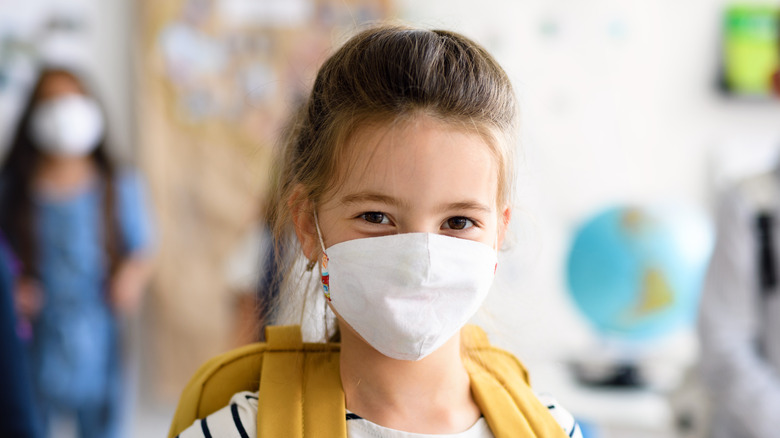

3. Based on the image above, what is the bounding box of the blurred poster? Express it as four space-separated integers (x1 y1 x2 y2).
137 0 393 399
217 0 313 26
720 4 780 97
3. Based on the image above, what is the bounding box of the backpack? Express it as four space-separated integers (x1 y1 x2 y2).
168 324 568 438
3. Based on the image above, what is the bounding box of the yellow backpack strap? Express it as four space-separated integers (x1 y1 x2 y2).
461 325 568 438
168 342 266 438
257 325 347 438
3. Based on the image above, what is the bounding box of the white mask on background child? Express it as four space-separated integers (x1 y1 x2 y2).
315 217 498 361
29 94 104 157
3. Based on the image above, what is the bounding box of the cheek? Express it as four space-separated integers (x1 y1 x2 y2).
313 199 362 250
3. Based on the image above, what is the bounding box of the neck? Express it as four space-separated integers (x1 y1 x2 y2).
339 321 480 434
35 155 97 195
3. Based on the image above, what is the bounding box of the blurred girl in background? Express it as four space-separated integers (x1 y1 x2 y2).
0 68 154 438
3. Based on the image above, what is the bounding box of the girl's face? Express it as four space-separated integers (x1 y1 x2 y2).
295 115 511 257
28 72 104 159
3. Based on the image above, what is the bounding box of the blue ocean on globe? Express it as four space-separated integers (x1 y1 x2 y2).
566 206 714 341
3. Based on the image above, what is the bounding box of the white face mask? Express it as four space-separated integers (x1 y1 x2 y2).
29 94 105 157
315 218 498 361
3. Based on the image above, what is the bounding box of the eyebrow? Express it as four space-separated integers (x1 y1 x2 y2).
441 201 492 214
340 192 408 208
340 191 491 213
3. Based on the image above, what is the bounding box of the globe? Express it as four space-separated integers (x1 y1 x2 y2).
566 206 714 341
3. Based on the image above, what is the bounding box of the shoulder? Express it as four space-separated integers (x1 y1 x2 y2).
715 167 780 222
176 391 258 438
108 167 149 212
110 167 155 251
735 168 780 212
112 167 148 196
705 170 780 247
537 393 584 438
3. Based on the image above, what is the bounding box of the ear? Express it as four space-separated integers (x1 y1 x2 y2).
497 204 512 249
289 185 319 262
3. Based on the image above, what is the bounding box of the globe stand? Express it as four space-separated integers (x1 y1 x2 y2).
570 359 646 388
566 334 658 389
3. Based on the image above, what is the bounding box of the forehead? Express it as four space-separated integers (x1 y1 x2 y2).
330 115 500 207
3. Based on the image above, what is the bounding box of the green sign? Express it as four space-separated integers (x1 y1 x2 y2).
724 4 780 95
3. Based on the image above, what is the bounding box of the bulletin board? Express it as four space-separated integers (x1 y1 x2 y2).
137 0 393 399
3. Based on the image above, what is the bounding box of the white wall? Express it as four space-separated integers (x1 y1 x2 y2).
87 0 135 162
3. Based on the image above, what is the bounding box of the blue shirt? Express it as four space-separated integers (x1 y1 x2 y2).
32 169 153 407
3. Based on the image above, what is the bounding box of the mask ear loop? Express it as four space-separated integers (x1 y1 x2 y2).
493 219 500 274
313 210 327 254
311 208 334 343
312 209 331 302
306 209 328 271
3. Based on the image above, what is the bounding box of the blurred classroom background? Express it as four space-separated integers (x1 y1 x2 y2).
1 0 779 437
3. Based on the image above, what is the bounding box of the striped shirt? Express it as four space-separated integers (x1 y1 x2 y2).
176 391 582 438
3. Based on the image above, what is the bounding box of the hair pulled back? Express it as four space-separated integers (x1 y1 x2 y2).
267 25 518 329
273 24 518 241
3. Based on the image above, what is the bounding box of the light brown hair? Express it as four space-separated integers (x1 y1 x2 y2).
267 24 518 331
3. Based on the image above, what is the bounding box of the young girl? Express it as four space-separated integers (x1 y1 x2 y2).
172 24 581 437
0 68 154 438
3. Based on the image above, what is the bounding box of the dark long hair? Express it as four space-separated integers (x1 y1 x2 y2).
0 68 119 278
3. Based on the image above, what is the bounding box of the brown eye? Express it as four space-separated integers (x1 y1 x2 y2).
445 217 472 230
361 212 388 224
